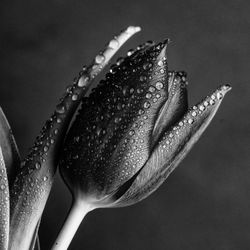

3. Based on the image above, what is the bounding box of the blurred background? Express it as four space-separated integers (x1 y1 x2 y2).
0 0 249 249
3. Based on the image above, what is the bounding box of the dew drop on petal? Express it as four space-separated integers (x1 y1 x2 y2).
56 104 65 114
156 82 163 90
35 162 41 169
191 111 197 117
78 77 88 87
204 101 209 106
56 118 62 123
210 99 215 105
158 60 164 66
127 49 134 56
72 94 78 101
143 101 151 109
149 86 156 93
129 130 135 136
217 92 223 100
108 39 119 49
199 105 205 111
95 54 105 64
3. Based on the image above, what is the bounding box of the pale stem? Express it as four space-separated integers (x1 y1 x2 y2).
51 199 93 250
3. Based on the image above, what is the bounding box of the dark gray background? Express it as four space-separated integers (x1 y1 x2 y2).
0 0 249 249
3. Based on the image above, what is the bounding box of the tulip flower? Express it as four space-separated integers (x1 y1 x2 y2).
53 33 231 249
0 25 231 250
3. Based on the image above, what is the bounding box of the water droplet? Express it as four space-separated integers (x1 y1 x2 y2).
35 162 41 169
143 101 151 109
66 85 72 93
199 105 205 111
0 184 5 190
56 104 65 114
114 117 120 123
158 60 163 66
44 146 49 152
43 176 48 181
129 130 135 136
210 99 215 105
72 94 78 101
138 109 144 115
211 95 216 100
127 49 134 56
204 101 209 106
191 111 197 117
54 129 58 135
217 92 223 100
95 54 105 64
56 118 62 123
146 93 152 99
109 39 119 49
179 121 184 126
188 118 194 124
78 77 88 87
149 86 156 93
156 82 163 90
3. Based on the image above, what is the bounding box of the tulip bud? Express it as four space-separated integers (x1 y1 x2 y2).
60 40 171 203
54 37 231 250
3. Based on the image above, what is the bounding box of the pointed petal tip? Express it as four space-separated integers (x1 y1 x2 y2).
210 84 231 102
155 39 170 59
220 84 232 93
161 38 171 50
163 38 171 45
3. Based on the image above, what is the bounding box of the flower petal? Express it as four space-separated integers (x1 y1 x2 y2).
151 71 188 147
113 84 231 206
0 147 10 250
0 107 20 187
9 26 140 250
60 40 172 201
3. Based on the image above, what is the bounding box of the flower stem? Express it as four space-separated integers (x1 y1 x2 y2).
51 199 93 250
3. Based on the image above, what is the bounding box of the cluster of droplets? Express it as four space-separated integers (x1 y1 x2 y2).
60 40 170 194
168 71 188 95
158 85 228 153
